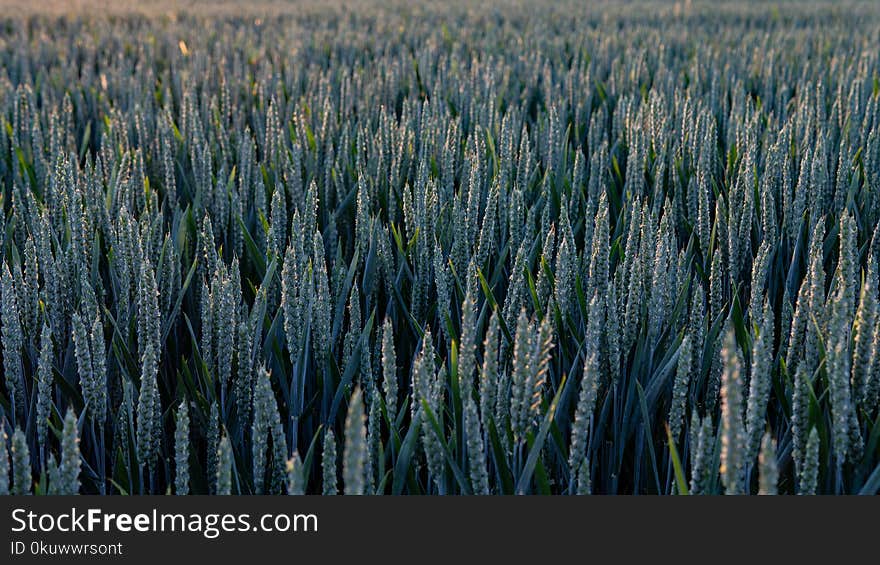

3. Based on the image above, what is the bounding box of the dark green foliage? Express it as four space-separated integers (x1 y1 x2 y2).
0 0 879 495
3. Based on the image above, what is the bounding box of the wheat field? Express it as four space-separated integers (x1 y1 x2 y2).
0 0 879 495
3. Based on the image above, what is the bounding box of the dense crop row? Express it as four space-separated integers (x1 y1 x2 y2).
1 1 880 495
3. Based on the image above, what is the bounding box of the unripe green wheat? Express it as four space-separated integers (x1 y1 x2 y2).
286 453 305 495
381 317 398 427
720 327 745 495
323 429 338 495
479 309 500 428
36 322 54 451
745 301 774 463
11 428 30 495
216 434 232 495
569 350 599 484
174 402 190 495
1 2 878 498
0 431 9 495
1 263 24 424
252 366 275 494
343 387 367 495
758 433 778 495
575 459 592 495
554 235 575 319
235 308 254 431
827 284 859 466
852 265 877 411
510 310 530 442
458 288 478 392
282 243 302 367
207 402 220 495
270 417 288 494
799 428 820 495
57 407 81 495
137 256 160 366
866 319 880 415
136 342 161 474
73 311 107 424
464 394 489 495
669 335 692 441
690 416 714 496
366 386 381 492
312 231 332 364
89 314 108 424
